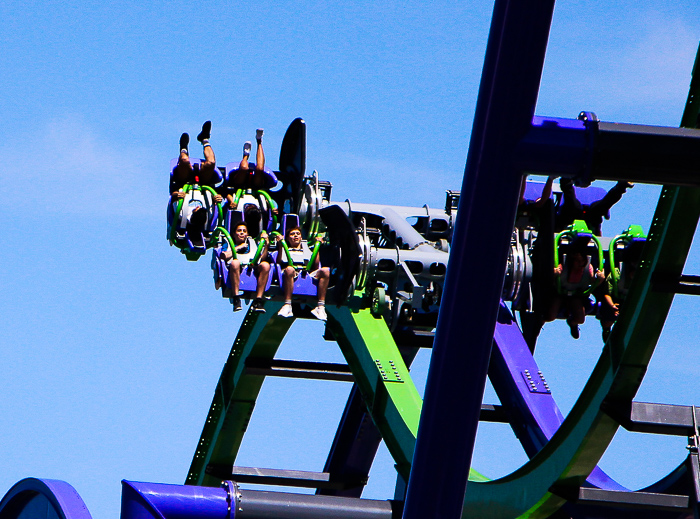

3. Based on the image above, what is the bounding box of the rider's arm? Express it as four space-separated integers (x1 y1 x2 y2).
259 232 270 260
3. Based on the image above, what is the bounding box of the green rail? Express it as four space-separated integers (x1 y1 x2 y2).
186 301 291 487
187 298 488 487
460 43 700 518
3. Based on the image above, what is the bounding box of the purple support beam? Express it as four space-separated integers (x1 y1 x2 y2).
0 478 93 519
402 1 556 518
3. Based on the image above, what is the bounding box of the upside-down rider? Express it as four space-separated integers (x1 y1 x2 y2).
555 178 633 236
545 239 605 339
171 121 223 202
170 121 223 239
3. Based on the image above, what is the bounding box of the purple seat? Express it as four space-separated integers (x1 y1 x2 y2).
522 181 606 205
272 214 321 297
170 158 224 187
211 246 273 297
224 162 278 190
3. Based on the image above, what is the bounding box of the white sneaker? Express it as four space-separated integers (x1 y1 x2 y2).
278 304 293 318
256 128 264 142
243 141 252 157
311 305 327 321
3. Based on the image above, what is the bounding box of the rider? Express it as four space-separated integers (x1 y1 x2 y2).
555 178 633 236
597 261 638 342
170 121 223 239
218 221 271 313
275 226 330 321
171 121 223 202
545 240 605 339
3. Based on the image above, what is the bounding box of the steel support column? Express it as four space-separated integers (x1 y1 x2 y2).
402 0 556 517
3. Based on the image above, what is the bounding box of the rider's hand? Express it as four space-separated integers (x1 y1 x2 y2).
214 194 223 203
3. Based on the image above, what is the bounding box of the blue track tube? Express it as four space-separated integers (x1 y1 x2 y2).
121 480 396 519
402 1 556 518
0 478 93 519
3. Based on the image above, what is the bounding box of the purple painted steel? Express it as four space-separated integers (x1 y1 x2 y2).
121 481 229 519
531 115 586 130
491 303 564 445
272 264 319 297
122 480 396 519
402 0 557 517
224 162 278 190
489 302 627 491
522 181 606 205
0 478 93 519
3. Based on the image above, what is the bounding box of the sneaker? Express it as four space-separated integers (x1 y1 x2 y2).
311 305 327 321
256 128 264 142
180 133 189 154
232 296 242 312
243 141 252 157
278 303 293 318
251 297 266 313
568 320 580 339
197 121 212 143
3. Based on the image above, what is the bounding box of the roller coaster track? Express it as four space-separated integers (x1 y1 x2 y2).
186 298 488 488
185 183 700 518
181 47 700 518
3 5 699 519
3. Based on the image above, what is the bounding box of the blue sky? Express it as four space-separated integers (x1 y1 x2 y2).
1 2 700 519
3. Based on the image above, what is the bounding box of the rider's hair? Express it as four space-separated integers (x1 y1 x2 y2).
244 204 262 237
285 226 302 240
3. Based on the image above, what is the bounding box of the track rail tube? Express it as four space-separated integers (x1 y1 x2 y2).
122 480 397 519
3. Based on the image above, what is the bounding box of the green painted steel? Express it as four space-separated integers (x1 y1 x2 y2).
307 241 321 272
185 44 699 507
187 295 488 489
325 304 423 479
460 44 700 519
186 300 290 487
199 185 224 223
325 304 489 482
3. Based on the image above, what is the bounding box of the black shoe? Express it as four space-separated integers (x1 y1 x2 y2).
559 177 575 194
180 133 189 153
568 320 580 339
602 329 611 342
197 121 211 143
232 296 242 312
251 297 266 313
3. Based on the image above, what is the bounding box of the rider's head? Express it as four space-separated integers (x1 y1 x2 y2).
188 206 207 231
243 204 262 237
285 226 303 247
232 221 248 244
